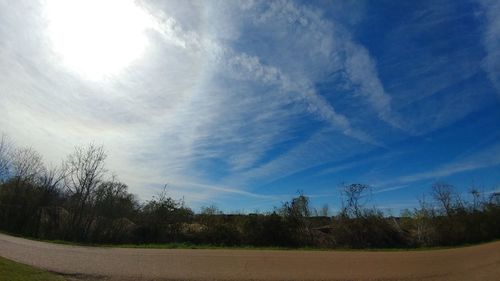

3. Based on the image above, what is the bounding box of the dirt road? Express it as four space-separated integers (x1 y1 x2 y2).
1 233 499 281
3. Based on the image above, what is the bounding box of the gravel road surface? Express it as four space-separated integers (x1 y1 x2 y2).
1 233 499 280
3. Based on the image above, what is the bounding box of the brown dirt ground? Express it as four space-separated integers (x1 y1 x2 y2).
1 233 499 281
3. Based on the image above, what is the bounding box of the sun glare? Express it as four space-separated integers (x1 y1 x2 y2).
45 0 153 79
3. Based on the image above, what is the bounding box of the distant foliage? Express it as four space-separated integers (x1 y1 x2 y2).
0 138 499 248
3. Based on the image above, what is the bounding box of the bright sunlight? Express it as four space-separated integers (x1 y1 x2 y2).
45 0 153 79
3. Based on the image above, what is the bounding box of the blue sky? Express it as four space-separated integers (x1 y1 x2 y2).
0 0 499 213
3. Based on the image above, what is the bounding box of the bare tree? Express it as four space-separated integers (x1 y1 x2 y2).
431 182 454 217
38 164 66 196
10 147 45 183
64 144 107 199
63 144 107 239
469 186 485 212
290 192 311 218
341 183 370 218
413 195 435 246
29 164 66 237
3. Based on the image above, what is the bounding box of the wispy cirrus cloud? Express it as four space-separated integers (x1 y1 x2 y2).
123 0 397 196
374 142 500 188
0 0 497 211
1 0 389 203
480 0 500 97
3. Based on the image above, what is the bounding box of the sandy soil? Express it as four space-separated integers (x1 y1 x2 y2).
1 233 499 281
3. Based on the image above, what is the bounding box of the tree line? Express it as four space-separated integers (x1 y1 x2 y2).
0 136 499 248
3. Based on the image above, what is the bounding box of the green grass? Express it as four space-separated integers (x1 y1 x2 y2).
0 256 65 281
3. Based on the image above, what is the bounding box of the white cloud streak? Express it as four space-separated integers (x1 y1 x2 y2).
1 0 492 209
375 143 500 187
0 0 408 203
480 0 500 96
